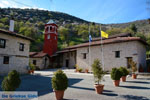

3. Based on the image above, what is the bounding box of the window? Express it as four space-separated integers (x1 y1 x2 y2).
0 39 6 48
47 34 50 39
19 43 24 51
3 56 9 64
50 26 52 31
83 53 86 59
115 51 120 58
33 60 36 65
46 27 49 32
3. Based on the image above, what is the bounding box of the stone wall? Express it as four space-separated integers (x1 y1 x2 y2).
0 33 30 75
76 41 146 71
62 51 76 69
29 56 50 69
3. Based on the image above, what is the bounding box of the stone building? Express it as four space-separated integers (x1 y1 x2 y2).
0 29 32 75
29 20 147 72
29 52 50 69
57 33 147 71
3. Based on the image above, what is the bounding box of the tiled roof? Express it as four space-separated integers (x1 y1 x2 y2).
0 29 33 41
56 48 76 53
61 37 147 50
30 52 48 58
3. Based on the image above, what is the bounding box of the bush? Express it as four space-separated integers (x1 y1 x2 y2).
78 68 83 72
111 68 122 80
74 64 79 69
2 70 21 91
119 67 129 76
129 60 137 73
51 70 68 90
29 63 36 70
92 59 105 84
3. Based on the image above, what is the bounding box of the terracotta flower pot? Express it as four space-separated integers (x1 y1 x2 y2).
113 80 120 86
54 90 64 100
132 74 137 79
31 70 34 73
85 69 89 73
28 70 31 74
121 76 126 82
94 84 104 94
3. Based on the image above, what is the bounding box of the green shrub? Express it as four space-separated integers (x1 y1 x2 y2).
111 68 122 80
92 59 105 84
119 67 129 76
2 70 21 91
51 70 68 90
29 63 36 70
78 68 83 72
74 64 79 69
129 60 137 73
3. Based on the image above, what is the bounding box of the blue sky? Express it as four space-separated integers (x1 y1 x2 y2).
0 0 149 24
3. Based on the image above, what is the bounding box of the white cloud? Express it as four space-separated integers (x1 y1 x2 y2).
0 0 10 8
0 0 48 11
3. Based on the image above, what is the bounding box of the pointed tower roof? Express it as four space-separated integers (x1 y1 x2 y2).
47 19 55 24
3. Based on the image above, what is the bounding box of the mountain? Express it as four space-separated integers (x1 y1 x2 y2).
0 8 149 51
0 8 89 25
108 19 150 36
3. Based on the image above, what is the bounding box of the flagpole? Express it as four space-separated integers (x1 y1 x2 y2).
89 25 91 70
100 24 105 70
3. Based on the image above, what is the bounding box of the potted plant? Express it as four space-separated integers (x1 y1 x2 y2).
92 59 105 94
74 64 79 72
129 60 137 79
51 70 68 100
85 69 89 73
78 68 83 73
2 70 21 91
28 63 36 74
111 68 122 86
119 67 129 82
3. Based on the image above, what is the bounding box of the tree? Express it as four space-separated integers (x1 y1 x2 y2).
58 27 70 46
2 70 21 91
106 28 122 35
130 24 137 34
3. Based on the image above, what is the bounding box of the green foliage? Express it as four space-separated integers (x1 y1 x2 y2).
78 68 83 72
2 70 21 91
111 68 122 80
0 8 150 52
130 24 137 33
29 63 36 70
119 67 129 76
129 60 137 73
106 28 122 35
134 33 146 40
51 70 68 90
92 59 105 84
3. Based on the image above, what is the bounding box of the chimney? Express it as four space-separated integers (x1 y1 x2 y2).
9 20 14 32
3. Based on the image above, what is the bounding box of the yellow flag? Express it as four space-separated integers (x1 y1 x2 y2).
101 31 108 38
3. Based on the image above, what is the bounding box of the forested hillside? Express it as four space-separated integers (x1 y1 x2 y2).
0 8 149 52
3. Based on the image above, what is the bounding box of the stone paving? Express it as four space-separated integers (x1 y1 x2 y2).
0 69 150 100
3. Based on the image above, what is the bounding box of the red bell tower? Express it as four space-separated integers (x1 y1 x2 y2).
43 20 58 56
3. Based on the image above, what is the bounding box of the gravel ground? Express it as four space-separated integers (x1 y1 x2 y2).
0 69 150 100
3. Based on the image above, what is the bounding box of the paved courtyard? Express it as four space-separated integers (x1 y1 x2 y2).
0 69 150 100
